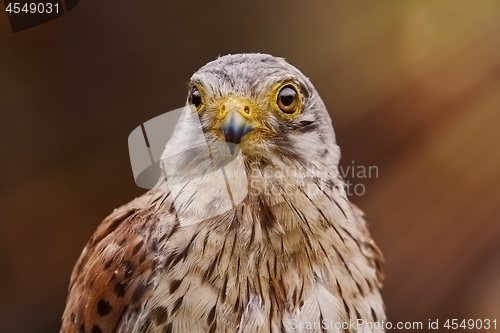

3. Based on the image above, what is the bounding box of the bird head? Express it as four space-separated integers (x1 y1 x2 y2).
187 54 340 170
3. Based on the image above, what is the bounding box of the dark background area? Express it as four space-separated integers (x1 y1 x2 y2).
1 1 499 332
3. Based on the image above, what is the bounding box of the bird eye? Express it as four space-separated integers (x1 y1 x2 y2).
277 85 299 113
189 87 203 110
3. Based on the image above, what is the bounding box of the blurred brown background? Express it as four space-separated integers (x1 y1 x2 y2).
1 1 499 332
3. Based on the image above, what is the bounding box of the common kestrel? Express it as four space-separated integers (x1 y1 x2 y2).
60 53 385 333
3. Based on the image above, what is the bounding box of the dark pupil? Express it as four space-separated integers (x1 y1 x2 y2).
280 88 295 106
191 89 202 107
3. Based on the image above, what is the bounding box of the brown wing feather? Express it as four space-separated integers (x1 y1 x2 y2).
60 192 169 333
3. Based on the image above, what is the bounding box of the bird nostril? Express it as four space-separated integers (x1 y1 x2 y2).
244 106 250 114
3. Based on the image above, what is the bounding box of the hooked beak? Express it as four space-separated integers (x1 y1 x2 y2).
218 97 255 144
220 110 255 144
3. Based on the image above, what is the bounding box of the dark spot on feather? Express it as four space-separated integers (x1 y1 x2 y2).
343 299 350 316
132 282 150 303
229 232 238 259
333 247 350 275
355 281 364 297
298 120 318 133
114 282 126 297
78 323 85 333
103 259 113 269
273 257 278 278
96 299 112 316
333 198 348 219
207 305 216 324
164 253 175 268
216 238 228 267
246 278 251 301
249 222 256 246
169 279 182 294
202 232 209 255
258 157 269 168
166 251 183 268
165 322 173 333
91 325 102 333
203 259 217 280
189 231 201 252
367 279 375 293
236 257 241 283
332 225 346 245
209 322 217 333
118 238 127 247
150 239 158 252
70 312 76 322
318 241 329 259
233 296 240 312
132 240 144 255
123 261 135 278
139 251 147 264
371 307 378 322
336 278 344 297
157 234 167 249
152 306 169 325
298 281 305 300
256 273 263 300
171 296 183 314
